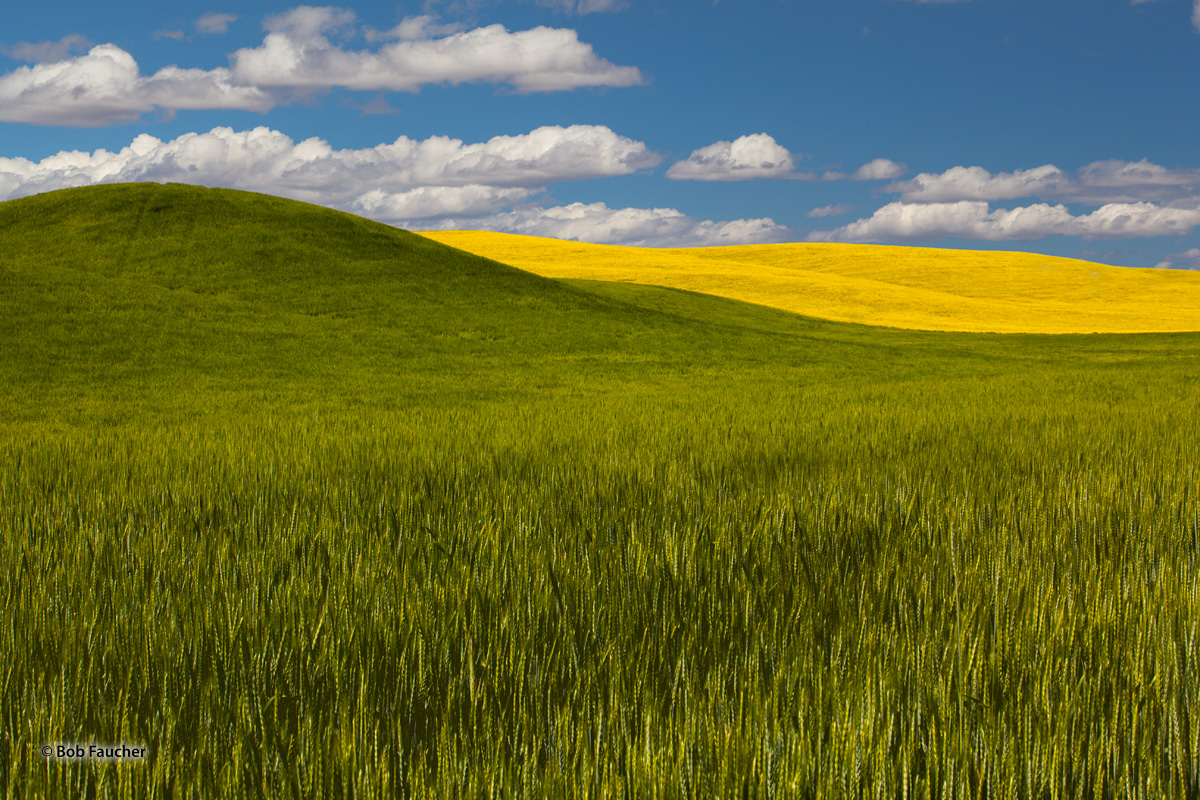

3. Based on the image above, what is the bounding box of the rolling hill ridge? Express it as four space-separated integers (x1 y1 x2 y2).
2 183 1195 429
0 183 915 425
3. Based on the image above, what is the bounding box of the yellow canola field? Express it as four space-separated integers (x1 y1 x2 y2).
420 231 1200 334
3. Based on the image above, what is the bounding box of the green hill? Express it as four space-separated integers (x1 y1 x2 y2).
1 182 1193 428
0 182 927 426
0 183 829 422
1 182 663 424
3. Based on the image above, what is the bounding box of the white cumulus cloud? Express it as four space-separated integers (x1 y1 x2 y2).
351 185 535 220
808 200 1200 243
0 122 781 246
229 7 644 94
1070 159 1200 202
666 133 797 181
427 202 789 247
0 7 644 125
0 124 659 224
889 160 1200 204
890 164 1068 202
852 158 907 181
666 136 902 183
0 44 273 126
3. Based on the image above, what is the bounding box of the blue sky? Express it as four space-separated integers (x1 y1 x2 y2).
3 0 1200 266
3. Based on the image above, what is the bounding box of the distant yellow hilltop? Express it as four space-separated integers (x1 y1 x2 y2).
420 231 1200 334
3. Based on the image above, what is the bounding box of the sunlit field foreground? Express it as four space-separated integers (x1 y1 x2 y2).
422 230 1200 334
3 185 1198 798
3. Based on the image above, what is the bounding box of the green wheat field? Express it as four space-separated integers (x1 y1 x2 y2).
2 183 1197 798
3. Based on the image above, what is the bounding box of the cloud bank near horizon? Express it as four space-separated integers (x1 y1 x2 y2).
809 157 1200 243
0 125 785 246
889 160 1200 205
808 200 1200 243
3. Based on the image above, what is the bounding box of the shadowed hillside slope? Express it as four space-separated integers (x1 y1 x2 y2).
0 184 903 426
1 183 829 424
421 230 1200 333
